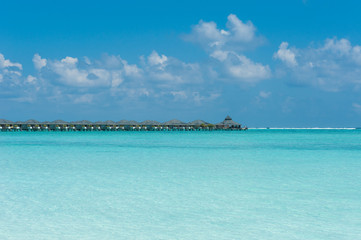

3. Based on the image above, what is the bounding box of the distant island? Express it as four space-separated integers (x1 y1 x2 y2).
0 116 247 132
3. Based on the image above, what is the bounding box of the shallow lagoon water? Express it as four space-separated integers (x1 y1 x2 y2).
1 130 361 239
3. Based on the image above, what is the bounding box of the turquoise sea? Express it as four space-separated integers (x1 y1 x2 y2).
1 130 361 240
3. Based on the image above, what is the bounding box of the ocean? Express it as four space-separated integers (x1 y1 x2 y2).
1 130 361 239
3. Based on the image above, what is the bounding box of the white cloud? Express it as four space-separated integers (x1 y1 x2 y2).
274 42 297 67
45 56 138 88
0 53 24 86
50 57 92 87
226 14 256 42
144 51 203 86
184 14 260 52
210 50 229 61
121 59 142 77
0 53 22 70
185 15 270 84
32 52 206 104
1 15 273 105
323 38 351 55
110 71 123 88
61 56 78 65
0 54 41 102
188 20 223 47
32 54 47 70
211 50 271 83
274 38 361 91
26 75 37 84
148 50 168 68
227 54 270 81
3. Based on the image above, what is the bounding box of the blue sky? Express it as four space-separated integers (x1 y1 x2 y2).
1 0 361 127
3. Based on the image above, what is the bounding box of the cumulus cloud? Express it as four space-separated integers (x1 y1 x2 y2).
142 51 203 86
0 53 42 102
0 53 23 85
50 57 97 87
274 42 297 67
210 50 271 83
185 14 270 84
121 59 142 77
30 51 208 104
226 14 256 42
1 14 273 105
225 54 270 81
184 14 261 52
33 53 47 70
39 55 142 88
148 50 168 68
274 38 361 91
26 75 37 84
0 53 22 70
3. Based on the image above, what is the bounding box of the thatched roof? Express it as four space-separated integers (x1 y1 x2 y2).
93 120 115 125
216 116 241 126
103 120 115 125
51 120 69 124
140 120 162 125
163 119 187 126
71 120 93 125
116 120 139 125
0 119 13 124
24 119 40 124
188 120 209 126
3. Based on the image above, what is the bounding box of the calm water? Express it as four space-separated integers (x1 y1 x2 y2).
1 130 361 240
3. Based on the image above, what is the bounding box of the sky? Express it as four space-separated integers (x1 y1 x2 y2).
1 0 361 127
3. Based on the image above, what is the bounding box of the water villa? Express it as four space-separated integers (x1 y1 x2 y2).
0 116 247 132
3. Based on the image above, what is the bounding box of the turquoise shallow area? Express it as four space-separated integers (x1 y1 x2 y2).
1 130 361 240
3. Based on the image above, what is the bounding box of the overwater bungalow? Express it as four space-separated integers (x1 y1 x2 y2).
116 120 139 130
97 120 116 131
140 120 162 130
0 116 246 132
21 119 40 131
216 115 242 130
188 120 211 130
163 119 187 130
0 119 14 131
71 120 93 131
188 119 209 126
50 120 69 131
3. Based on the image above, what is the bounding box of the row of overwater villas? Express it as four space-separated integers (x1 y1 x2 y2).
0 116 247 132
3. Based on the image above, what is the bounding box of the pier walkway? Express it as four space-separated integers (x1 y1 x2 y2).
0 116 247 132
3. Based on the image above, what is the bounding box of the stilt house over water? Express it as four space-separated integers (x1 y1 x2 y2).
216 116 242 129
0 116 247 131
